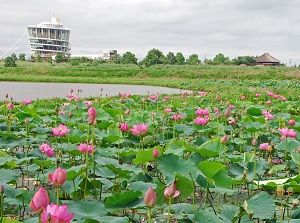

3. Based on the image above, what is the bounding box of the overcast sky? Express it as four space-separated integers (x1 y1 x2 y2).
1 0 300 65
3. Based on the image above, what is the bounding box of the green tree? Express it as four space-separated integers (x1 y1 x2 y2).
19 53 26 61
55 52 68 63
37 55 42 62
120 52 138 64
4 56 17 67
112 54 121 64
212 53 231 65
175 52 185 65
11 53 17 62
187 54 200 65
166 52 176 65
232 56 257 66
142 48 166 67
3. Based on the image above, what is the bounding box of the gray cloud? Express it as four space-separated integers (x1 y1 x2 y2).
1 0 299 64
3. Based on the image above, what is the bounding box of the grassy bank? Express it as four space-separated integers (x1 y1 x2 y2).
0 61 300 99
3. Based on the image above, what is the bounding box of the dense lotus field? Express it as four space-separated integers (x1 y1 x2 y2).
0 87 300 223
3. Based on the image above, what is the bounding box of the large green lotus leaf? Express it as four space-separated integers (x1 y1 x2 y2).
2 184 21 199
291 151 300 164
0 155 16 167
2 218 22 223
67 200 107 221
96 177 114 189
197 140 225 158
0 169 19 185
291 209 300 219
171 203 197 214
141 135 154 146
128 181 157 193
62 177 82 195
193 210 224 223
68 129 86 143
275 139 300 152
66 164 86 180
104 190 143 211
246 162 267 181
247 107 262 116
157 154 197 184
245 122 264 132
198 161 225 179
132 146 163 164
98 216 129 223
243 191 275 219
175 174 194 201
210 169 233 194
218 205 239 223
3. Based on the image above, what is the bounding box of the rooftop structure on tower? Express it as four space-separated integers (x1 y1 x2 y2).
27 17 71 59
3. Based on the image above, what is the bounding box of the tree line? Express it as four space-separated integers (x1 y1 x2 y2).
2 49 259 67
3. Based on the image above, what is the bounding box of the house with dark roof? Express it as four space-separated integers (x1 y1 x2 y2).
256 53 280 66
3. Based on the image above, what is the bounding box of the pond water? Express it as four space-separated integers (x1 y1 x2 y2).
0 81 191 102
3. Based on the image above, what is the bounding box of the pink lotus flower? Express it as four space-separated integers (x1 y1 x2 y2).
52 124 70 137
259 143 269 151
88 106 97 125
220 135 228 144
119 123 129 132
84 100 93 107
30 188 50 214
278 127 297 140
280 96 287 101
252 138 258 146
77 143 95 154
125 109 130 115
228 118 236 125
40 143 55 157
194 116 208 125
58 111 66 115
164 183 180 199
164 108 172 113
141 98 147 103
22 98 32 105
41 203 74 223
240 95 246 100
198 91 207 96
48 168 67 187
149 95 157 100
130 124 149 135
172 114 182 121
144 186 156 208
195 108 209 116
224 109 230 117
266 100 272 105
267 91 273 96
152 148 159 158
272 94 280 99
255 93 261 97
289 119 296 126
7 102 14 110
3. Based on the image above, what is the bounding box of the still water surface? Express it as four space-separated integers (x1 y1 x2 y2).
0 82 191 102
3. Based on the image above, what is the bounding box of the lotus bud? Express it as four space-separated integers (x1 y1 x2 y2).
251 138 257 146
152 149 159 158
0 185 4 194
293 199 300 207
144 186 156 208
220 135 228 144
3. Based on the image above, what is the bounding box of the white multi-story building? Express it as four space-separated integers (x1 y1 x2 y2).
27 17 71 59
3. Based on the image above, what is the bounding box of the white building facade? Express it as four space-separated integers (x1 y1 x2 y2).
27 17 71 59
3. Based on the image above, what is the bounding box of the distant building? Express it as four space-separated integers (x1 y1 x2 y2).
101 50 117 60
256 53 280 66
27 17 71 59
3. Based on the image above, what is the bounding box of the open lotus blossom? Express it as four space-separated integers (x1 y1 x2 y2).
41 203 74 223
48 167 67 187
164 183 180 200
77 143 95 154
262 110 274 121
119 123 129 132
195 108 209 116
164 108 172 113
278 127 297 140
255 93 261 97
259 143 269 151
130 124 149 135
40 143 55 157
144 186 156 208
172 114 182 121
84 100 93 107
266 100 272 105
22 98 32 105
30 187 50 214
194 116 209 125
149 95 157 100
52 124 70 137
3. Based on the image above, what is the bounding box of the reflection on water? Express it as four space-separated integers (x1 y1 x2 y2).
0 82 191 102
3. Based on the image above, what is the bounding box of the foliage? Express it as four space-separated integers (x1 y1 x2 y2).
10 53 17 62
141 48 166 67
4 56 17 67
232 56 257 66
36 55 42 63
120 52 138 64
175 52 185 65
166 52 177 65
55 52 68 63
18 53 26 61
207 53 231 65
187 54 200 65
